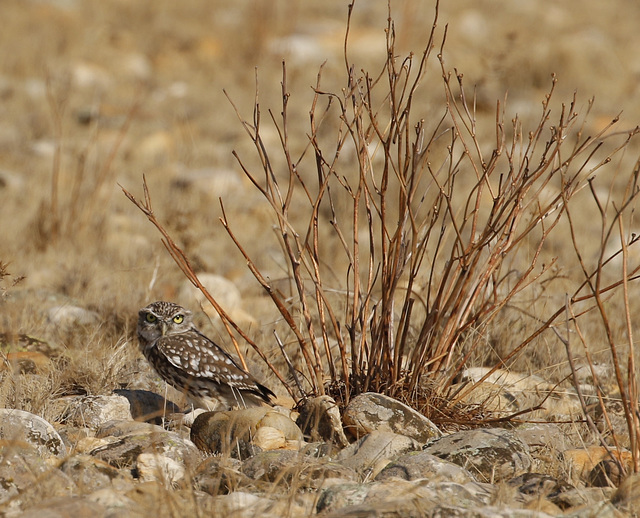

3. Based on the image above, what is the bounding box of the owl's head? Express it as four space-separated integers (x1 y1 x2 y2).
137 301 193 343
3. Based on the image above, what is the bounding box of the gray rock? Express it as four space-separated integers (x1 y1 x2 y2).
5 497 108 518
433 481 493 507
554 486 616 512
295 460 359 490
60 454 131 493
62 395 133 429
241 449 300 483
296 395 349 447
95 419 166 438
122 480 204 515
87 488 141 517
194 456 254 495
514 423 571 454
206 490 316 517
240 448 358 490
209 492 268 516
611 473 640 512
0 445 77 510
87 420 201 470
507 472 574 503
316 479 440 515
376 450 475 484
0 408 66 457
135 452 186 485
47 305 100 328
343 392 441 443
335 430 420 476
300 441 341 458
562 501 625 518
423 427 531 482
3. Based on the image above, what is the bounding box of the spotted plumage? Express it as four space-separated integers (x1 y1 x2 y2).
137 301 275 410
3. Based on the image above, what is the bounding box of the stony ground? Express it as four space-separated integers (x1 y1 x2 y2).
1 1 640 516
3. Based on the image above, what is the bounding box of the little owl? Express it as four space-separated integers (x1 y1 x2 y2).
137 301 275 410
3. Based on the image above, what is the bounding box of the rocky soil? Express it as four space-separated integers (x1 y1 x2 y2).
0 377 637 517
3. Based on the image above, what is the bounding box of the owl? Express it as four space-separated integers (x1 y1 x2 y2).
137 301 275 410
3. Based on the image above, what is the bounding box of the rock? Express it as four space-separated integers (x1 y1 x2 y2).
61 395 133 429
256 408 304 441
611 473 640 513
561 497 622 518
6 496 108 518
194 456 256 495
0 444 76 510
71 61 112 90
135 452 185 486
0 169 25 191
457 367 583 420
507 472 575 509
316 482 385 514
335 430 420 476
86 420 201 470
95 419 166 438
423 427 531 482
252 425 286 450
375 450 475 484
190 407 302 457
0 408 66 457
240 448 359 491
87 488 141 516
449 381 519 417
178 273 242 318
59 455 131 493
316 479 443 515
296 460 359 490
47 305 100 329
56 425 92 450
296 395 349 448
343 392 441 443
137 131 175 165
514 423 571 454
300 441 341 458
241 450 300 483
210 491 267 515
207 490 313 517
113 389 181 424
124 481 201 515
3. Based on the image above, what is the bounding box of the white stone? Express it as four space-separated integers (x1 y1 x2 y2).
136 452 185 485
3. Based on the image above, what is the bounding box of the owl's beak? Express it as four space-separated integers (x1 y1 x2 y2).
160 321 168 336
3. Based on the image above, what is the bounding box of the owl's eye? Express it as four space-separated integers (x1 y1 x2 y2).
173 314 184 324
145 313 157 323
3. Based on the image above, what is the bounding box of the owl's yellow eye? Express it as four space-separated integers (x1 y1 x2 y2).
145 313 157 323
173 314 184 324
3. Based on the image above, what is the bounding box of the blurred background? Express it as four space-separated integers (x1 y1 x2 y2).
2 0 640 341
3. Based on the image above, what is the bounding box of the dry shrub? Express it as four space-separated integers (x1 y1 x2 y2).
124 0 640 460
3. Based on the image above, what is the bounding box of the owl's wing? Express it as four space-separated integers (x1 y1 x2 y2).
155 330 250 382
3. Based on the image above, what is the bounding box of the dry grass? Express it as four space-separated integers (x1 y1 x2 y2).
0 0 639 493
